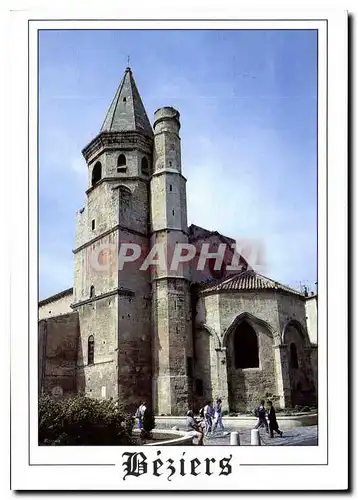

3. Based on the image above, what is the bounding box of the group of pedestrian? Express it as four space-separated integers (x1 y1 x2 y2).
136 397 283 445
254 399 283 438
185 398 229 444
201 398 229 436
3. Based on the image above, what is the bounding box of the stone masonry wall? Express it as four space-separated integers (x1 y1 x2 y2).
116 226 152 411
277 293 307 340
305 295 318 344
75 182 119 249
277 293 316 405
197 291 283 412
73 231 118 304
38 312 79 398
117 294 152 411
152 278 192 415
193 327 212 408
225 318 276 412
39 291 73 320
76 296 118 399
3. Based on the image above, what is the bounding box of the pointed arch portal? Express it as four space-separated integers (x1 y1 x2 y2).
233 321 259 369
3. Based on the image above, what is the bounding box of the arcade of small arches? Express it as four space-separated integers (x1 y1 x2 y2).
194 313 316 412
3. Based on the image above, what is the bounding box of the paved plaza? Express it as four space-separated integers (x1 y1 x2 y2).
203 425 318 446
158 421 318 446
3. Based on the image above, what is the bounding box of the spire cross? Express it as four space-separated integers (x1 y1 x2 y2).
127 55 130 67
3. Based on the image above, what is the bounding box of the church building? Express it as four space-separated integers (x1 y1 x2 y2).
38 67 318 414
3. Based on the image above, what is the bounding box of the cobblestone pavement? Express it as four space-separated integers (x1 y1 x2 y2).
159 422 318 446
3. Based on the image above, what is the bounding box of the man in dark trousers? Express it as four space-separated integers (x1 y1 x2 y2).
267 400 283 438
254 400 269 433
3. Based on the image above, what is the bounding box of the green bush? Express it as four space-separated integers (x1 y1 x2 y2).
39 395 134 446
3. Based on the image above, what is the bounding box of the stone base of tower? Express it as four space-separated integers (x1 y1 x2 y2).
153 375 192 416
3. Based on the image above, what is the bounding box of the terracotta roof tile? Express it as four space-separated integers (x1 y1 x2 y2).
199 270 304 297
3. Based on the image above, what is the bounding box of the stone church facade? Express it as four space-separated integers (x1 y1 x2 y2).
38 67 318 415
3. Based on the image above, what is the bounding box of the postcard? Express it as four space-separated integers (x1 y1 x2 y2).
8 4 348 492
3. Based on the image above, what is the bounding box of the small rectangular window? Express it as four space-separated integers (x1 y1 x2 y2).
91 219 95 230
170 184 172 191
186 356 193 378
172 209 175 216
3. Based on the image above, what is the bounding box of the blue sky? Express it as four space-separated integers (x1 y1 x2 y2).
39 29 317 299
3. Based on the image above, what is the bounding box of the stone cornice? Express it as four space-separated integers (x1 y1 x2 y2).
151 169 187 182
86 176 149 195
199 287 305 300
153 128 181 140
150 276 190 283
82 131 153 162
71 287 135 309
73 223 148 254
150 227 189 237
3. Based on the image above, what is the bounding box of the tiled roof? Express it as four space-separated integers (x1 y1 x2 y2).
199 270 304 297
38 287 73 306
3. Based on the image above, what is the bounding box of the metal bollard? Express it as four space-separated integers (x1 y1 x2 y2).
251 429 261 445
230 431 240 445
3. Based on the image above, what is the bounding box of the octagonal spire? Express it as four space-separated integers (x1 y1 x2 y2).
100 67 153 137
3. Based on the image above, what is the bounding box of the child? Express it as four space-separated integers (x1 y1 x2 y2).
267 400 283 438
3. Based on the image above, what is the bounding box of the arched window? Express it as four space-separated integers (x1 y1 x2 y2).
290 342 299 369
141 156 149 176
91 162 102 186
90 285 95 298
234 320 259 369
88 335 94 365
117 154 127 172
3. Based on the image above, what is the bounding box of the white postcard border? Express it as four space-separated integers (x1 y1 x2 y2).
9 7 347 491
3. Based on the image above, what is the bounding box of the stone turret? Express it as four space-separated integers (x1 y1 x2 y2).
150 107 193 415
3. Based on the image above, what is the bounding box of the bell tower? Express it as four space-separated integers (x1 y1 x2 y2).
73 67 153 408
150 107 193 415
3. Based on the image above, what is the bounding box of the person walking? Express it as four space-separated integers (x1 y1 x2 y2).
185 410 204 445
267 400 283 438
203 401 213 435
212 398 228 435
254 400 269 433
